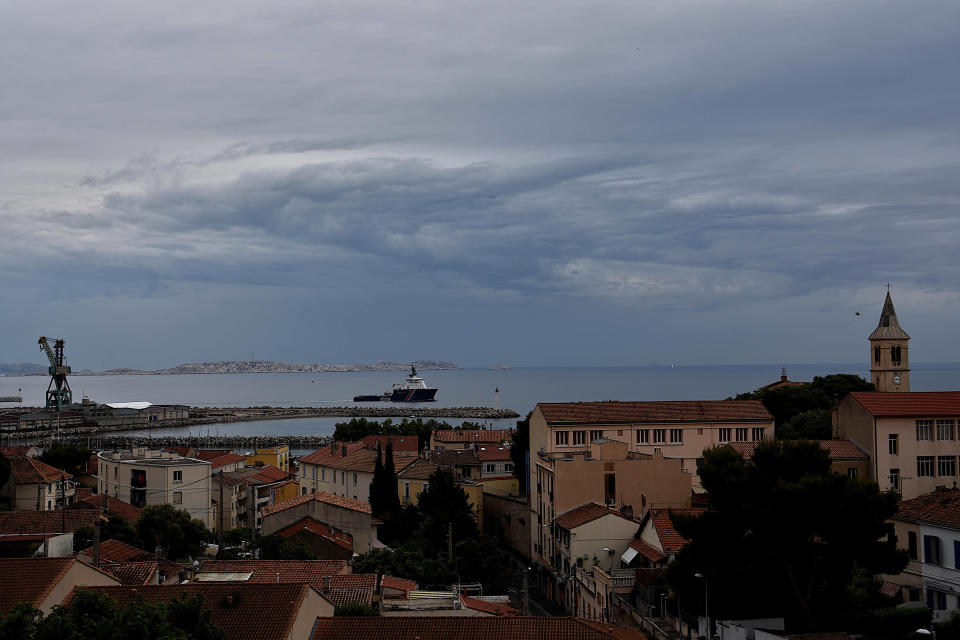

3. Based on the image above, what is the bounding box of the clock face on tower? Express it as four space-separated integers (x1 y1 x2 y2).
893 375 902 385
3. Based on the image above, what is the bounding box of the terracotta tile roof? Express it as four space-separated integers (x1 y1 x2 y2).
213 474 248 487
327 588 374 608
554 502 637 530
250 465 290 483
300 442 368 466
894 487 960 529
196 559 350 588
71 493 142 523
70 583 316 640
476 446 512 461
103 561 158 585
208 453 246 469
275 516 354 551
75 487 94 501
262 491 371 516
301 443 418 475
398 458 439 480
433 429 514 444
164 446 193 457
0 445 38 457
0 557 75 611
726 440 866 461
627 539 667 564
360 435 421 452
8 456 73 483
194 449 233 461
848 391 960 417
0 510 102 535
81 538 155 563
430 449 481 467
309 617 647 639
381 575 418 593
647 509 705 554
538 400 772 425
459 594 520 616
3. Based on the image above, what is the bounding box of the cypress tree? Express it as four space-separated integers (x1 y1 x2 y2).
370 443 385 517
383 439 401 518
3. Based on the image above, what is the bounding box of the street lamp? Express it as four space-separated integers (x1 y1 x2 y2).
695 573 709 640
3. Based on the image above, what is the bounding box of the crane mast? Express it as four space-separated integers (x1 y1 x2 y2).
38 336 72 410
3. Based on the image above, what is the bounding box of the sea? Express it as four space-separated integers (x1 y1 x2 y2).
3 363 960 439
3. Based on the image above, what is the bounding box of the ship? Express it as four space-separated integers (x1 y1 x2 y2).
352 365 438 402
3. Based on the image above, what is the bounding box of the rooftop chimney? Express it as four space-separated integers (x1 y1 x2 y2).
322 575 331 594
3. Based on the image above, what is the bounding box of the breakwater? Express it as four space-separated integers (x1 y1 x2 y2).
65 433 335 451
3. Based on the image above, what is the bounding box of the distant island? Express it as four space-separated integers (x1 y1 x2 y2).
0 360 458 376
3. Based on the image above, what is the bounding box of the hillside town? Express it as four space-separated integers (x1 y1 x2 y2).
0 292 959 639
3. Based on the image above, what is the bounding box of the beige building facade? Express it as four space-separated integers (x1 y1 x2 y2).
97 449 212 527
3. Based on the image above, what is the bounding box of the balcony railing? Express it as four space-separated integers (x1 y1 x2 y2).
575 565 595 594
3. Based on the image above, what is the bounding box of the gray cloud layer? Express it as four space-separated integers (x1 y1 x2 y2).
2 0 959 367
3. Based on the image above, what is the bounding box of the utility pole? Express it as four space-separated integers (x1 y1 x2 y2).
218 470 224 550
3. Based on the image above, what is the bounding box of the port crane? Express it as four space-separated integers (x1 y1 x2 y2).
38 336 72 410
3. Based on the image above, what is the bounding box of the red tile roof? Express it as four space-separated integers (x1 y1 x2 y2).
300 442 418 474
326 588 374 608
71 493 142 523
880 581 902 599
103 561 158 585
459 594 520 616
538 401 772 425
0 510 103 535
431 449 481 467
0 445 38 457
275 516 354 551
0 557 92 611
477 446 512 461
300 442 367 466
194 449 233 461
262 491 371 516
848 391 960 417
81 538 156 563
196 559 350 588
894 487 960 529
381 575 418 594
360 435 420 453
8 456 73 483
250 465 290 483
69 583 317 640
647 509 705 554
555 502 637 530
309 617 647 639
398 458 439 480
627 539 667 564
208 453 246 469
726 440 867 461
433 429 515 444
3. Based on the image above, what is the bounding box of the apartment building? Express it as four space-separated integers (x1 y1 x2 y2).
836 391 960 500
97 449 212 527
298 442 418 502
429 429 514 451
1 456 76 511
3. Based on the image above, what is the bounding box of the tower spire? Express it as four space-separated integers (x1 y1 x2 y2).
869 290 910 391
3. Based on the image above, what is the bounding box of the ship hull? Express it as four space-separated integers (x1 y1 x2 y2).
389 388 438 402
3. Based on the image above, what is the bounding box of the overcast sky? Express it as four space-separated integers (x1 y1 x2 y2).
2 0 959 370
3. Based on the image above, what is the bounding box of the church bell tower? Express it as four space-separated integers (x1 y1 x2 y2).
869 290 910 392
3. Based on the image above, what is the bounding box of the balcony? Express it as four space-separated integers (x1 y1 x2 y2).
575 565 596 594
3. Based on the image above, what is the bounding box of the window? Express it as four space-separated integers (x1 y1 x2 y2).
173 470 182 483
735 428 748 442
652 429 666 444
955 540 960 570
353 472 358 486
917 420 933 441
173 492 183 504
670 429 683 444
847 468 857 479
302 487 307 495
718 428 731 443
555 431 569 446
924 535 942 564
891 345 902 366
590 430 604 441
752 427 765 441
573 431 586 446
889 434 899 455
908 531 917 559
505 464 514 472
403 482 410 501
927 588 948 611
918 456 934 477
114 466 118 478
486 464 496 473
320 467 325 481
938 419 956 441
875 346 881 363
939 456 957 477
890 468 900 492
636 429 650 444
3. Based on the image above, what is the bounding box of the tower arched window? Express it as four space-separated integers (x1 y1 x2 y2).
874 346 881 363
891 346 901 366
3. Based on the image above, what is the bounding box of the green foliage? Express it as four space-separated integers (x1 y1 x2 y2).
859 607 933 640
334 603 380 617
415 469 477 550
510 412 531 493
734 373 874 436
332 417 455 451
667 440 906 631
15 589 227 640
74 514 138 552
215 529 314 560
38 444 92 475
936 610 960 640
136 504 208 561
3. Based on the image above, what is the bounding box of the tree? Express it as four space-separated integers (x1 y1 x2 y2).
74 514 138 552
415 469 477 552
381 440 401 518
136 504 208 561
38 444 92 475
368 444 386 516
510 412 531 493
779 408 833 440
667 441 906 631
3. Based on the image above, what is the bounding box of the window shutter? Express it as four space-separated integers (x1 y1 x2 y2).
924 535 932 563
955 540 960 569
